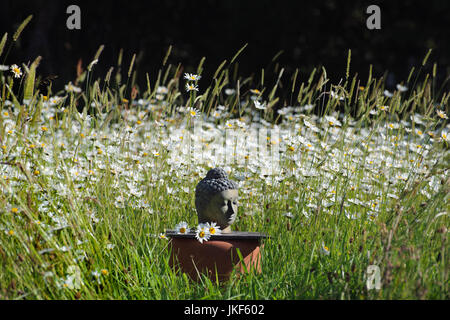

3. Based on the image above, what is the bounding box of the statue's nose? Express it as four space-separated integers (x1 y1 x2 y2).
227 201 235 215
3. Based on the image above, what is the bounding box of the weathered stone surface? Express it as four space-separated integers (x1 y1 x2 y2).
195 168 239 233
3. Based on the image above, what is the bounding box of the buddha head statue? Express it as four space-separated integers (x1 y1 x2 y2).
195 168 239 233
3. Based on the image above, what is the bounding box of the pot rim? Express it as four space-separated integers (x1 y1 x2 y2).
165 230 269 241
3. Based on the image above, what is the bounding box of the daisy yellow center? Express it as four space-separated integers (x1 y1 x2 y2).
179 227 186 233
11 207 18 213
209 228 215 235
199 231 205 238
190 111 196 116
13 67 20 74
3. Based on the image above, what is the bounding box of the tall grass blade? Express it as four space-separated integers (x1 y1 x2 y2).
0 33 7 58
24 56 42 101
13 15 33 42
231 43 248 64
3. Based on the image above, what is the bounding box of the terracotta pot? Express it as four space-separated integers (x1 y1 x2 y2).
166 231 267 282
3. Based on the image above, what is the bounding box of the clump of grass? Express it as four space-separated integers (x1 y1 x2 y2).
0 16 448 300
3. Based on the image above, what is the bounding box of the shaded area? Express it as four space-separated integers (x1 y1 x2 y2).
1 0 449 93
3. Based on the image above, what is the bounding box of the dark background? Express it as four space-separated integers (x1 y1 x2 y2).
1 0 449 94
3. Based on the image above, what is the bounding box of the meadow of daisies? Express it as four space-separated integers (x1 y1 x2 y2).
0 18 449 300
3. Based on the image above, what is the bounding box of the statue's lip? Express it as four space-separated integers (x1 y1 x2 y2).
165 230 269 240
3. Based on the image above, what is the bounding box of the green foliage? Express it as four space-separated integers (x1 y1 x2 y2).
0 29 448 300
23 56 41 101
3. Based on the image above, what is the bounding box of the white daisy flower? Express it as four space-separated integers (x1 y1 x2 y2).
384 90 393 97
187 107 200 118
205 222 221 235
396 84 408 92
184 73 201 81
325 115 342 127
152 150 160 157
320 242 330 256
254 100 266 110
65 82 82 93
225 88 236 95
195 224 211 243
185 83 199 92
158 233 168 240
302 104 315 111
174 221 189 234
283 212 294 219
156 86 168 94
10 64 22 78
436 109 448 119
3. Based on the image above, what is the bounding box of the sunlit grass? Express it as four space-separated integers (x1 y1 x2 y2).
0 17 448 300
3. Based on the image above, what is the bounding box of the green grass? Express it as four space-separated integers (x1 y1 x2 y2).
0 17 448 300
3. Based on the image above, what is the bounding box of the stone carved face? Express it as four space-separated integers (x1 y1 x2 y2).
198 189 238 233
195 168 239 233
